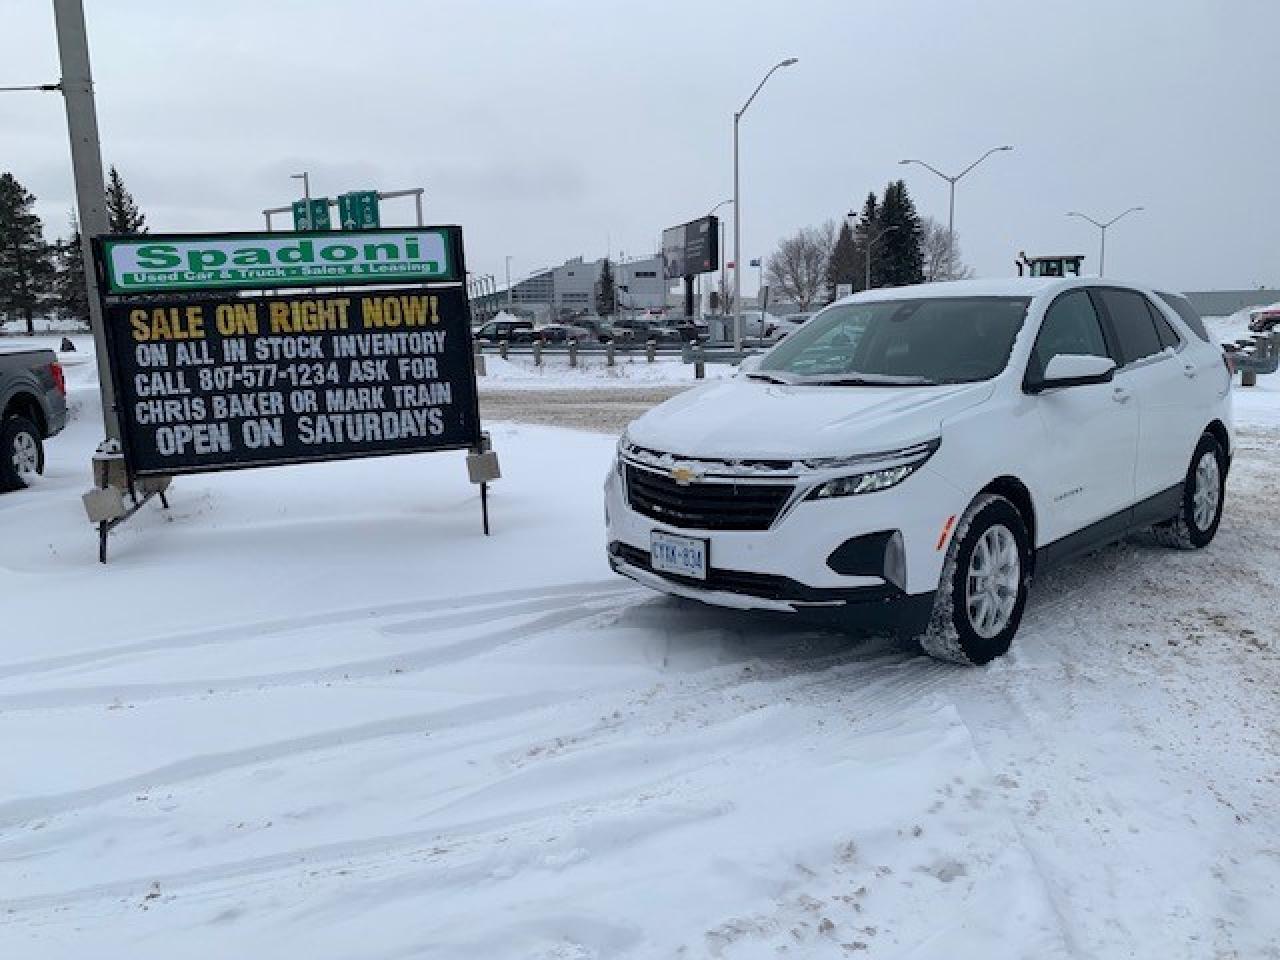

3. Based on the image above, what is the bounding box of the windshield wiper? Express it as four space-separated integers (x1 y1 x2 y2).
799 373 937 386
744 371 794 385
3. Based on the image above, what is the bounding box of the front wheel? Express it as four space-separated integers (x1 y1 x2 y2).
915 494 1032 666
1 415 45 491
1152 433 1226 549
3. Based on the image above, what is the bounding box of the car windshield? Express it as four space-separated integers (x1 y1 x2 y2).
757 296 1031 385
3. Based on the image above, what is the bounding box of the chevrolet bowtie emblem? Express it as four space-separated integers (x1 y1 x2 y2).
671 466 698 486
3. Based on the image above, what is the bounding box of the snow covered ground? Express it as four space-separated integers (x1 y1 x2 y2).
478 353 735 389
2 346 1279 958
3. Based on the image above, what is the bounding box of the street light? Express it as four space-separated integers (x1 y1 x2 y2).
1066 207 1144 276
899 145 1012 257
708 199 733 318
505 255 513 306
290 171 310 201
734 57 798 352
848 211 899 290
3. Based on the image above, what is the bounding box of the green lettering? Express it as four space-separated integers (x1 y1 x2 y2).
362 242 399 262
188 248 227 271
134 244 181 269
319 244 357 262
232 247 272 266
277 241 314 265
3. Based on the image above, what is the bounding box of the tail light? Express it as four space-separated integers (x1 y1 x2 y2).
49 361 67 396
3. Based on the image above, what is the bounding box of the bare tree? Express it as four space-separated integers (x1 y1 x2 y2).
765 220 837 309
921 217 973 282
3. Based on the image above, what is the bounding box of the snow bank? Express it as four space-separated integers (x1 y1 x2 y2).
479 353 734 389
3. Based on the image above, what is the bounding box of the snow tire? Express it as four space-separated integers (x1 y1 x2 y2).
1 415 44 491
916 494 1032 666
1151 432 1226 550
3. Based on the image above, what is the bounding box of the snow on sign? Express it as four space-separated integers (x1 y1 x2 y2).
101 287 482 476
98 227 459 294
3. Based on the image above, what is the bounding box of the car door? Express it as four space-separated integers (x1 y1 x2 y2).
1025 288 1140 542
1093 288 1195 501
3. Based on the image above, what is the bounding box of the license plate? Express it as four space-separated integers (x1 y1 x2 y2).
651 531 708 580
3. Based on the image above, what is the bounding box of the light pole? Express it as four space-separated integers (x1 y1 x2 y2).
734 57 797 352
290 171 310 201
1066 207 1144 276
708 199 732 319
504 256 513 306
899 145 1012 258
848 211 899 290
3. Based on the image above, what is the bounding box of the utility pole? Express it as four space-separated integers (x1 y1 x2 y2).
52 0 118 443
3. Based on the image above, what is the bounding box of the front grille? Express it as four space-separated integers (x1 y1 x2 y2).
624 464 793 531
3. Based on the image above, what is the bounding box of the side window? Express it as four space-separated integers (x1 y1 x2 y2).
1097 289 1164 365
1029 290 1110 380
1155 291 1212 343
1146 299 1183 350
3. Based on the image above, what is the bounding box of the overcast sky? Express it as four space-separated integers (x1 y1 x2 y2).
3 0 1276 293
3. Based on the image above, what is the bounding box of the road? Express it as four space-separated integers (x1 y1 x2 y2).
480 386 687 433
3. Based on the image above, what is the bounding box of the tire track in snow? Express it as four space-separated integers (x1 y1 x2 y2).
0 580 632 682
0 591 637 710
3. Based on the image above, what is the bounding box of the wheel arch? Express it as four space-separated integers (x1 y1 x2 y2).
977 475 1038 573
1205 419 1230 468
2 390 48 437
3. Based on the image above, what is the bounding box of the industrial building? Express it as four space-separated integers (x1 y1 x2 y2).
504 254 669 319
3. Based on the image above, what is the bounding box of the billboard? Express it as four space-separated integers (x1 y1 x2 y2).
102 287 481 476
97 228 461 295
662 215 719 279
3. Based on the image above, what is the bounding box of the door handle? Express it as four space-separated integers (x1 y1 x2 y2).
1183 363 1197 378
1112 386 1131 403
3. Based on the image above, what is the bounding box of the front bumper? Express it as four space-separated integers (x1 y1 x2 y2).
607 541 935 634
605 455 960 634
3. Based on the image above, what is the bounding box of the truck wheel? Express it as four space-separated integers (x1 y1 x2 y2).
1 415 45 490
1152 433 1226 549
916 494 1032 666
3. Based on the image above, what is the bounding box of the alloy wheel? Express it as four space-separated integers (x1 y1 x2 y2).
965 524 1021 639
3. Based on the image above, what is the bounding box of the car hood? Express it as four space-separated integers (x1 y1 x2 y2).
626 378 994 459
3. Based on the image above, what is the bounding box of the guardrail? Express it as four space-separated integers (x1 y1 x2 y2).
473 339 763 379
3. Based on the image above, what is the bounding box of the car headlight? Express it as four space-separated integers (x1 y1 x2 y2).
805 438 939 500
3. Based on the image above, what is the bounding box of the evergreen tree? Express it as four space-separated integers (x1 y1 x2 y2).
105 165 147 234
851 192 879 290
875 180 924 287
0 172 55 334
595 258 617 317
53 212 90 327
824 220 859 299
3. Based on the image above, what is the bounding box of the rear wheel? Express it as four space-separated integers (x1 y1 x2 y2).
916 494 1032 666
1 415 44 491
1152 433 1226 549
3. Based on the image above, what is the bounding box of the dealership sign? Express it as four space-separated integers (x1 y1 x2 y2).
102 287 481 476
99 228 460 294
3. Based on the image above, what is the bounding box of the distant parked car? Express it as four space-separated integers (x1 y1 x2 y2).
1 346 68 490
533 323 595 344
474 318 534 344
1248 303 1280 333
765 312 816 341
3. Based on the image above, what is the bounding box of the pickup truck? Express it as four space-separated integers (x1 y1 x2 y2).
0 346 68 489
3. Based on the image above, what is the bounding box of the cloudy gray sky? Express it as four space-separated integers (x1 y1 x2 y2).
3 0 1276 293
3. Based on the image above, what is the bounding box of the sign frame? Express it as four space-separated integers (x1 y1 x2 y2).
93 226 464 296
97 286 483 479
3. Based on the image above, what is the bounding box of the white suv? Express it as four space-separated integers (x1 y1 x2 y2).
605 278 1233 665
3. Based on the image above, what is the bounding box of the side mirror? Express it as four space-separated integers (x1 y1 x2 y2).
1028 353 1116 393
738 354 763 374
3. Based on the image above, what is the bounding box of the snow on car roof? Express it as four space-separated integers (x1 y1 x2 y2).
833 276 1108 304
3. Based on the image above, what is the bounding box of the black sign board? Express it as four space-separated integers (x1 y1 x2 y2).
103 287 481 476
662 215 719 279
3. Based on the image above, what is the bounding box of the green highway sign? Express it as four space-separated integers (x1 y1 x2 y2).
292 198 332 231
98 228 462 293
339 191 380 230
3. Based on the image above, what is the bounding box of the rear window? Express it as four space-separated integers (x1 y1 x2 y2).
1097 288 1164 365
1155 291 1212 342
